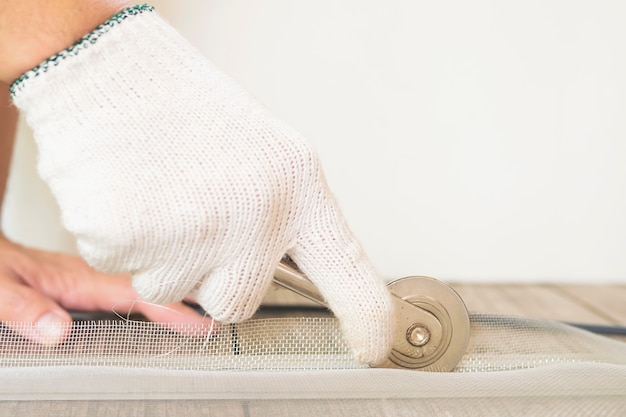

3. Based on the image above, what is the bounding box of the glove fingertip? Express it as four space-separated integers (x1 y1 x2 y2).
131 267 197 305
196 263 273 323
339 291 395 366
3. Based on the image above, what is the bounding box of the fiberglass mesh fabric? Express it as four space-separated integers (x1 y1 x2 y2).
1 314 625 372
0 314 625 416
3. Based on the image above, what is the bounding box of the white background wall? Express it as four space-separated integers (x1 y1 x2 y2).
3 1 626 283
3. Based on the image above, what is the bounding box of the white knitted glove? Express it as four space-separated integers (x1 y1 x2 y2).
11 5 393 365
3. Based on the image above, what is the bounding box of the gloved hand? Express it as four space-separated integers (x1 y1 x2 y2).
11 5 393 365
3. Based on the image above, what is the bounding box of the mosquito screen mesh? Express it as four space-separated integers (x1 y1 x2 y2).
1 314 625 416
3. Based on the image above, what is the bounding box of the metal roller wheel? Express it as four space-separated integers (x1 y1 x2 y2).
380 276 470 372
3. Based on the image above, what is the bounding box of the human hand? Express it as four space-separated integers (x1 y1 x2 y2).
0 236 215 345
10 6 393 364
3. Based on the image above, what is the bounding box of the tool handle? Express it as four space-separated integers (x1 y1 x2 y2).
273 261 328 307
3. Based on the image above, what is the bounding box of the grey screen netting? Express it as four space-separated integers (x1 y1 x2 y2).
1 314 625 416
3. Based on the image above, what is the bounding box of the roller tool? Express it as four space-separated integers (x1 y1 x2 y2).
274 261 470 372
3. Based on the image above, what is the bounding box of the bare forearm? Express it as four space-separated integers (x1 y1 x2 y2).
0 0 132 83
0 81 19 232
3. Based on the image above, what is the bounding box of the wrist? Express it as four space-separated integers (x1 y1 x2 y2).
0 0 133 83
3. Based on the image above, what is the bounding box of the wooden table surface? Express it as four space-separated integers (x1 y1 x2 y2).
453 284 626 326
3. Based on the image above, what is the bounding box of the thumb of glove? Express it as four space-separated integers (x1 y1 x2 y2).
287 197 394 366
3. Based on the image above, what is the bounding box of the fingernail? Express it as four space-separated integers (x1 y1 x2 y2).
36 312 70 345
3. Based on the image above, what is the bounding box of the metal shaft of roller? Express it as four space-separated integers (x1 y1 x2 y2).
273 262 328 307
273 262 439 320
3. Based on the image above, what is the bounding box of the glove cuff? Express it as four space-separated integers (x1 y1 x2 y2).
9 3 155 98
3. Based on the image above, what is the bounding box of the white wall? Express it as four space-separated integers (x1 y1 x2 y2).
3 1 626 283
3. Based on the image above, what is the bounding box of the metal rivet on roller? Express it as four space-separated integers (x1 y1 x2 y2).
407 324 431 347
